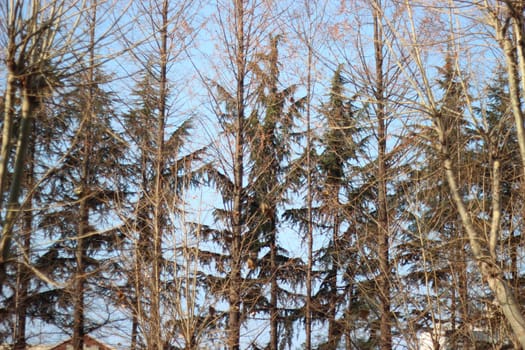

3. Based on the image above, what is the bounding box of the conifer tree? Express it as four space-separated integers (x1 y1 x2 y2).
248 35 305 350
434 53 473 347
199 3 304 348
314 65 361 349
400 52 478 348
34 67 126 341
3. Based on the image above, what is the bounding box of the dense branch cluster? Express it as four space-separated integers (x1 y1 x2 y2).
3 1 525 349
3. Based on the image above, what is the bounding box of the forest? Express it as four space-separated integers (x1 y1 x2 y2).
2 0 525 349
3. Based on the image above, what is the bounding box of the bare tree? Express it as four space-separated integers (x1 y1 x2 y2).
389 0 525 347
72 2 98 348
283 2 330 347
0 0 69 285
201 1 286 348
114 0 201 347
0 0 137 346
329 1 412 348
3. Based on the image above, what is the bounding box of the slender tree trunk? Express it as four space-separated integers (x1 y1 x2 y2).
13 132 34 350
73 109 90 348
73 187 87 350
373 2 391 349
73 2 97 348
0 73 16 214
510 14 525 176
132 136 150 349
0 2 19 219
73 90 90 349
132 225 144 350
1 80 36 285
130 304 139 350
451 287 457 346
13 233 29 350
458 244 470 346
305 37 314 350
327 217 340 348
150 1 169 348
269 220 278 350
228 1 245 348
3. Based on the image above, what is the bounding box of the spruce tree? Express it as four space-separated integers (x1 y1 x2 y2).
248 35 305 350
401 52 480 348
314 65 361 349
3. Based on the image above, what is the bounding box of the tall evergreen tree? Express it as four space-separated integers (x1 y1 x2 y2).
248 35 305 350
400 52 485 348
198 1 279 348
314 65 361 349
282 65 377 349
43 68 126 340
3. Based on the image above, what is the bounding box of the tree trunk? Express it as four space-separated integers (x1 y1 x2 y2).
0 72 16 214
13 132 34 350
228 1 246 348
73 195 87 350
327 219 340 348
73 2 97 347
373 2 392 349
150 0 168 346
269 224 278 350
305 37 314 350
0 84 36 284
130 303 139 350
441 156 525 348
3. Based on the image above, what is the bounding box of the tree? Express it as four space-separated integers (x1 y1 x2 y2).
400 52 483 348
313 65 356 349
0 1 121 346
116 0 202 347
200 2 297 348
248 35 305 350
334 1 407 347
372 4 393 348
478 66 525 349
72 2 98 348
120 72 203 349
0 0 65 286
396 1 525 347
282 1 332 347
